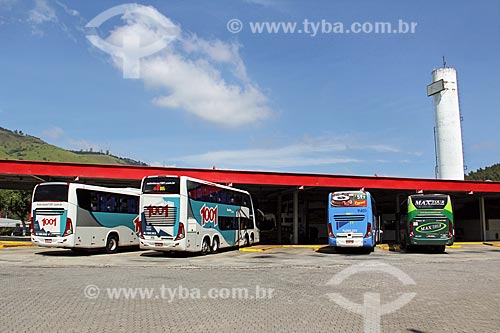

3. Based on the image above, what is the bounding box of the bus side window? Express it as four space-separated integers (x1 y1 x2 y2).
127 198 137 214
99 193 107 212
90 191 98 211
76 189 91 211
107 195 117 212
119 196 128 213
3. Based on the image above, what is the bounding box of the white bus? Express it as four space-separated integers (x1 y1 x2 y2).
137 175 259 254
30 182 140 253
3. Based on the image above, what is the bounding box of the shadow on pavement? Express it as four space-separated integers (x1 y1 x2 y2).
35 246 141 257
316 246 373 255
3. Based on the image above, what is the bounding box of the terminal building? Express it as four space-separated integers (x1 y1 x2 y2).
1 159 500 244
2 67 495 245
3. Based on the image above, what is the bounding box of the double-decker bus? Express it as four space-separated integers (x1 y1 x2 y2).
30 182 140 253
327 190 377 252
399 194 454 253
137 175 259 254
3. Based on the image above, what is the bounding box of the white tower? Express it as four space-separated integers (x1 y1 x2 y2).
427 67 465 180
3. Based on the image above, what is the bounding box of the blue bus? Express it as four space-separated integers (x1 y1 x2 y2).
327 190 377 252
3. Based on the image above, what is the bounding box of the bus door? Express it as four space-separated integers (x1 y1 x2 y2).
237 207 251 245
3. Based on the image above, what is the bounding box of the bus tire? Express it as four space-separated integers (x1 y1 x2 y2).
435 245 446 253
211 237 220 254
250 233 255 245
201 237 210 255
105 234 119 254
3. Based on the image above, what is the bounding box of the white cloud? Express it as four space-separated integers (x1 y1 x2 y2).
243 0 283 8
55 1 79 17
149 161 176 167
25 0 82 39
178 145 360 170
28 0 57 26
174 137 399 170
173 135 408 170
182 35 248 82
41 126 64 140
101 4 271 127
66 139 103 152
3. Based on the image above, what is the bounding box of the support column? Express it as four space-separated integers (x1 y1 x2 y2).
303 200 308 243
479 196 486 241
293 190 299 245
395 194 401 244
277 195 282 244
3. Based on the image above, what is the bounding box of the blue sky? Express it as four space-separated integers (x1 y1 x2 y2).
0 0 499 178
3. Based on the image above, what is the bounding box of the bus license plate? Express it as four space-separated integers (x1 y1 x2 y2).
346 240 353 244
155 243 163 247
45 239 52 243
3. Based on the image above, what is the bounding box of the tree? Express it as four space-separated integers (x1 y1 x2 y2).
0 190 32 234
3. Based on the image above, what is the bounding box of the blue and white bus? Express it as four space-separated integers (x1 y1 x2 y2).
327 190 377 252
30 182 140 253
137 175 259 254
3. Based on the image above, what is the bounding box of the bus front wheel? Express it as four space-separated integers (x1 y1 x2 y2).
105 234 119 254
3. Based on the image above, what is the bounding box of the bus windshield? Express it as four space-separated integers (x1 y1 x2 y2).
33 184 69 202
142 177 180 194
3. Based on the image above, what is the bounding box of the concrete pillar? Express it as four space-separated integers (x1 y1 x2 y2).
293 190 299 244
277 195 282 244
395 194 401 244
303 200 308 243
479 196 486 241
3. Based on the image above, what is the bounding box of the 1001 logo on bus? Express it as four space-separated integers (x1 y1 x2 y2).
200 205 218 226
42 218 57 227
145 205 169 218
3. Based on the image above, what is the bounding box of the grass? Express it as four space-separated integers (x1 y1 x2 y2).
0 127 146 165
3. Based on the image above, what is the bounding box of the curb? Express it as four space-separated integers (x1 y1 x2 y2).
377 244 400 251
0 241 33 248
376 244 461 250
239 244 326 253
239 245 281 252
483 242 500 247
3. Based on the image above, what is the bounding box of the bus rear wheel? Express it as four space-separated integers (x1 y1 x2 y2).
211 237 220 254
434 245 446 253
201 237 210 255
105 234 119 254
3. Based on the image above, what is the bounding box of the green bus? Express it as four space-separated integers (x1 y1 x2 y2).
399 194 454 253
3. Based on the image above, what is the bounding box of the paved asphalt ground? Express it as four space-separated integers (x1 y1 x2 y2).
1 244 499 332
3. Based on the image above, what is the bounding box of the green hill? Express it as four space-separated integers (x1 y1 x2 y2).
0 127 147 166
466 164 500 181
